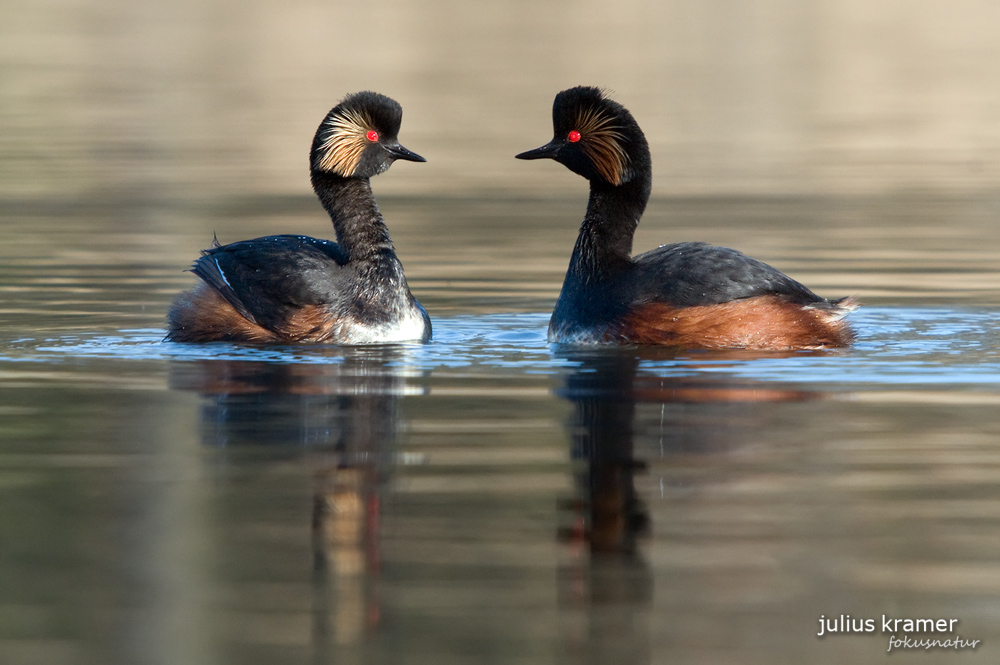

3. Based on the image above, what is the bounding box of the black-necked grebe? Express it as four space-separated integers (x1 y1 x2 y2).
516 86 856 349
167 91 430 344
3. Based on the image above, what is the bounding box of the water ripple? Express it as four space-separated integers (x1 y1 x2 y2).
4 307 1000 388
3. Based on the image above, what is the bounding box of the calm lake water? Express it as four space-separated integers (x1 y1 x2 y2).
5 1 1000 664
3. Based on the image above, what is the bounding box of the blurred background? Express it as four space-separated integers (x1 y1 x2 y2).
4 2 1000 665
4 0 1000 201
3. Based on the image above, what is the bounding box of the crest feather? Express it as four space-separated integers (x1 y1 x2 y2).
574 104 630 185
316 107 373 177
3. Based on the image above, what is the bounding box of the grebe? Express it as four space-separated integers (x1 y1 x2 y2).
167 91 430 344
516 86 856 349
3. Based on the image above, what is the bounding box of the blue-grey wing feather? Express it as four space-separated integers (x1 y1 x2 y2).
630 242 829 307
191 235 348 329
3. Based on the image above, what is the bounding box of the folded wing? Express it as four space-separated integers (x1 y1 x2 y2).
191 235 350 333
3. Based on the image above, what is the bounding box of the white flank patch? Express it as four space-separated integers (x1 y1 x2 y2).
336 299 429 344
547 321 607 344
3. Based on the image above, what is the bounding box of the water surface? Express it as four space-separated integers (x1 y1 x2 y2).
4 301 1000 664
5 1 1000 663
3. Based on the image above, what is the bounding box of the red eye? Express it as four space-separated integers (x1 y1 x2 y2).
366 130 379 142
568 130 581 143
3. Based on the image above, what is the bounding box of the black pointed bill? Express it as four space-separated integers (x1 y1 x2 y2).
385 142 426 162
515 140 563 161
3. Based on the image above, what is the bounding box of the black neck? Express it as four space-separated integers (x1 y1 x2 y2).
311 172 394 260
567 174 651 280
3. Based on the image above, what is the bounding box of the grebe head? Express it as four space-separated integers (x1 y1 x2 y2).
310 91 425 179
516 86 648 187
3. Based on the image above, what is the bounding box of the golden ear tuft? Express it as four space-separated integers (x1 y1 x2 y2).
574 106 629 185
316 107 373 176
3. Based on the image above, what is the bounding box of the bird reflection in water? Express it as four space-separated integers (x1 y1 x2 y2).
555 346 821 664
169 346 420 649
